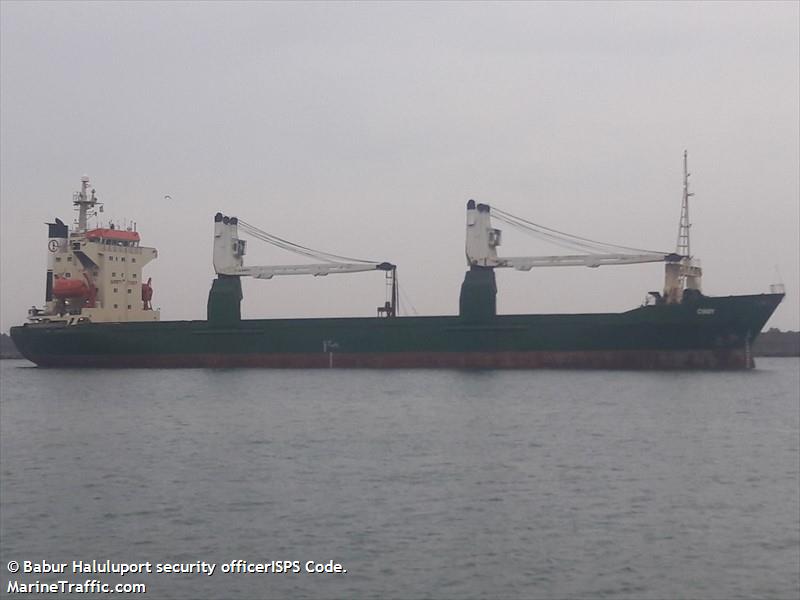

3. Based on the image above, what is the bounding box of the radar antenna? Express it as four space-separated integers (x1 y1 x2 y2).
72 176 102 232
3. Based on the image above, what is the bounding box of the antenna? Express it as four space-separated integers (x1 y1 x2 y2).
664 150 703 302
676 150 693 257
73 175 97 232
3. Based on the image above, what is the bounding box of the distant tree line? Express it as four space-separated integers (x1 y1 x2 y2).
755 329 800 357
1 333 22 358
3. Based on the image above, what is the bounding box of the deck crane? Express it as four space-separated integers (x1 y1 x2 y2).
460 153 702 319
208 212 398 325
465 200 680 270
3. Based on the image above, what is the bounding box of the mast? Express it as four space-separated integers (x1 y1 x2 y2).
676 150 693 258
73 175 98 233
663 150 702 302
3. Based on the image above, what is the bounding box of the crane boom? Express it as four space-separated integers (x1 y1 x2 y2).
211 212 398 316
219 262 393 279
465 200 678 269
496 253 678 270
213 212 394 277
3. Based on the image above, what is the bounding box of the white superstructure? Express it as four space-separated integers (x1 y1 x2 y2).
28 177 160 324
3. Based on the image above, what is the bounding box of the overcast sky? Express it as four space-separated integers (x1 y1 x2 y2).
1 1 798 332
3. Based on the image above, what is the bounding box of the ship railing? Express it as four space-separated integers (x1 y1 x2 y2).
769 283 786 294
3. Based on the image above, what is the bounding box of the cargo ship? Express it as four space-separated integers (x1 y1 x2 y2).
10 155 784 369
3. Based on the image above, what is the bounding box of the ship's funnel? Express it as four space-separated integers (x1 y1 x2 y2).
45 218 69 302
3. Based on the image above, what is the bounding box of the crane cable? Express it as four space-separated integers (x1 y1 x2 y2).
490 207 669 256
236 217 402 313
398 285 419 316
237 219 379 264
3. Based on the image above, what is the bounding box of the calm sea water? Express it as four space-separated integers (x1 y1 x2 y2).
1 359 798 599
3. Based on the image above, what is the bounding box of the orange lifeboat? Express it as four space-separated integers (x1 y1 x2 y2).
52 277 90 299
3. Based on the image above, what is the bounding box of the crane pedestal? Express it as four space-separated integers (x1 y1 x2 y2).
459 266 497 321
207 275 242 327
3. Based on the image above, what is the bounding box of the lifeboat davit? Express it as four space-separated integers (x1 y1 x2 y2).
52 277 90 299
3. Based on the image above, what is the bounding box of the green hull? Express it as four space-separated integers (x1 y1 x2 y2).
10 293 784 369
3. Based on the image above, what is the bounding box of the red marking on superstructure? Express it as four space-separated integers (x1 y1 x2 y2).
141 277 153 310
85 228 140 242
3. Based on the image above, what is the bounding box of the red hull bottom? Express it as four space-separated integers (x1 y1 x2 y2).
28 349 753 369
